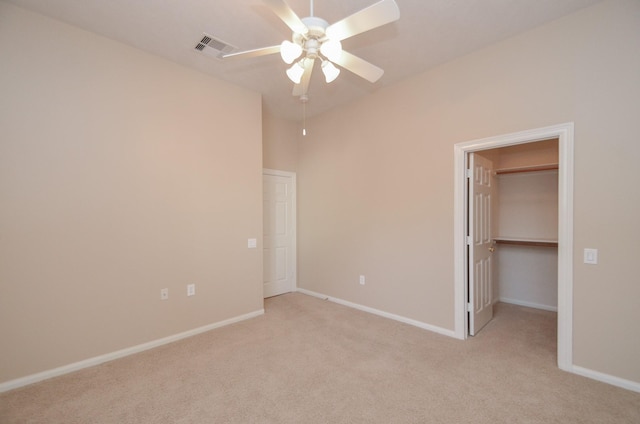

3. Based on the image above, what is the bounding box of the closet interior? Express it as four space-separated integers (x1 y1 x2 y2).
480 138 559 312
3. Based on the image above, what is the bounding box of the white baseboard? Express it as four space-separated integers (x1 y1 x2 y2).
296 288 458 339
297 290 640 393
571 365 640 393
499 297 558 312
0 309 264 393
496 299 640 393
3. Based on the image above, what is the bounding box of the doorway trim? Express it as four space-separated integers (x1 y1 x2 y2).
453 122 574 371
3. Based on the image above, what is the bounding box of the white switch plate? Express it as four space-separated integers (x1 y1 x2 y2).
187 284 195 296
359 275 365 285
160 288 169 300
584 248 598 264
248 238 257 248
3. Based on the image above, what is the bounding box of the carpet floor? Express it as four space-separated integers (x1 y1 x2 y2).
1 292 639 423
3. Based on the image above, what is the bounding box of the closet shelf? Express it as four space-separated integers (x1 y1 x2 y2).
495 163 558 175
494 237 558 247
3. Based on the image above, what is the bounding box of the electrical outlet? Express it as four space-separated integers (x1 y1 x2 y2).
187 284 195 296
160 288 169 300
359 275 365 285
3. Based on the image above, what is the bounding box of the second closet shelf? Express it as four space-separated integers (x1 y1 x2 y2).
493 237 558 247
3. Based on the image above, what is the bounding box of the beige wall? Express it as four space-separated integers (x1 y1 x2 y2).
3 0 639 389
262 109 299 172
298 0 640 383
0 3 263 383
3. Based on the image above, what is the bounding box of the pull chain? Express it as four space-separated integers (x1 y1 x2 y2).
303 100 307 136
301 94 308 136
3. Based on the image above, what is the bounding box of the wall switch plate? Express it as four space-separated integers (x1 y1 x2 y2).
359 275 366 285
160 288 169 300
187 284 195 296
584 248 598 264
248 238 257 248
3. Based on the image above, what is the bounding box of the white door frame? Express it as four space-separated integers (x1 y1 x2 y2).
453 123 574 372
263 168 297 295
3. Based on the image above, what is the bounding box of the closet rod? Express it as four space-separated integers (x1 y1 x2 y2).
494 238 558 247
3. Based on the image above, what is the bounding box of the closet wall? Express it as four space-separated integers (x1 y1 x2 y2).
482 139 559 311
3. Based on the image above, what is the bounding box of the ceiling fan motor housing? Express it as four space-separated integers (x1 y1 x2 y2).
301 16 329 38
296 16 329 58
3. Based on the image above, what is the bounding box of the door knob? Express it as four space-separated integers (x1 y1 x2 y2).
488 246 496 252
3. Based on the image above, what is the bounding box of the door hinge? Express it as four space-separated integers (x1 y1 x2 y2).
467 302 473 312
465 169 472 179
466 236 472 245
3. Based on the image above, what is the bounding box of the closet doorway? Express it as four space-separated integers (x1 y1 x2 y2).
481 139 559 317
453 123 574 372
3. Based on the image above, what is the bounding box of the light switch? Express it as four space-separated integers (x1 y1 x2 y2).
248 238 257 249
584 248 598 265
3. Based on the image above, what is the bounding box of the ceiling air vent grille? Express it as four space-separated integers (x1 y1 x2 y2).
194 34 236 59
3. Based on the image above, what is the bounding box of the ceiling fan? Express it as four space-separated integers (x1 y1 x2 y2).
223 0 400 98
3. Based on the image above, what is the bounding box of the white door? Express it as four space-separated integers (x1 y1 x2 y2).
468 153 495 335
263 170 296 298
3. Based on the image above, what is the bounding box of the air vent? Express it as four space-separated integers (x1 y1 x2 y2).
194 33 236 59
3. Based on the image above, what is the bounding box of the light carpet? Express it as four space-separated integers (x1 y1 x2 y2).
1 292 639 423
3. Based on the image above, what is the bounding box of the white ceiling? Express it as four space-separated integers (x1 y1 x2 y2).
5 0 601 121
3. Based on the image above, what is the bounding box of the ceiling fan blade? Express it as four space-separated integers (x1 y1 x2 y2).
221 45 281 59
325 0 400 41
292 58 315 97
332 51 384 83
264 0 308 35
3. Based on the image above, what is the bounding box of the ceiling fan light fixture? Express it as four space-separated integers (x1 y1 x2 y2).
320 39 342 62
280 40 303 64
228 0 400 97
286 61 305 84
321 60 340 83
